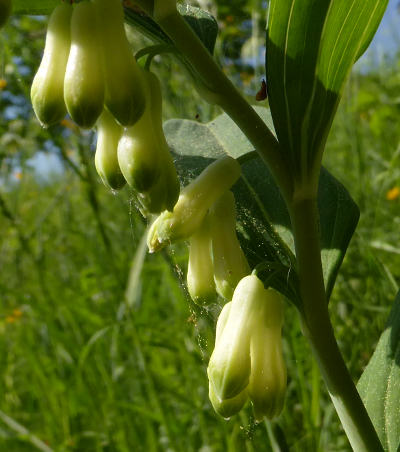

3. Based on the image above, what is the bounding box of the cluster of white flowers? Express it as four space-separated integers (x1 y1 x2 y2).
31 0 179 214
147 157 287 420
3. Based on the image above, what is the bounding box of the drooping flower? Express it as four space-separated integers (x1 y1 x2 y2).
147 156 241 253
207 275 287 420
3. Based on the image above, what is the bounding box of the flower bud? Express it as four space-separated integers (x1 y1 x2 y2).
210 191 250 300
117 77 161 192
137 149 179 214
187 215 216 305
144 71 180 212
207 278 287 420
208 301 248 418
95 109 126 190
94 0 146 126
138 171 167 214
147 156 241 253
117 120 161 192
31 3 72 127
207 275 265 400
64 1 105 129
248 289 286 420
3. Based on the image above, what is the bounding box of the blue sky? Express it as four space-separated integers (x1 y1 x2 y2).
360 0 400 66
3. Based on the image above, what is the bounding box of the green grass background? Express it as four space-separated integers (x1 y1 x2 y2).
1 6 400 452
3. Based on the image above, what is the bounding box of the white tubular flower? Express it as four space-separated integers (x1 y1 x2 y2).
248 289 286 420
210 190 250 300
94 0 146 127
30 2 72 127
63 1 105 129
208 301 247 417
95 109 125 191
207 278 287 420
187 215 216 305
147 156 241 253
207 275 265 400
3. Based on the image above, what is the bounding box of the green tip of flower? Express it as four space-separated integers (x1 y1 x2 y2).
251 390 286 421
209 382 247 419
207 348 251 400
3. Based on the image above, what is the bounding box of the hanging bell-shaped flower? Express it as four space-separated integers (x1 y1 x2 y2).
248 288 286 420
210 190 250 300
147 156 241 253
186 215 216 306
207 275 265 400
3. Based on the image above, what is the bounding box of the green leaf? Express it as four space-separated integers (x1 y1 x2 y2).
319 170 360 301
358 292 400 452
164 106 359 306
177 5 218 56
266 0 388 184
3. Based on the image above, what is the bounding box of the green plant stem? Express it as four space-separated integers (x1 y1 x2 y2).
288 197 383 452
156 9 293 200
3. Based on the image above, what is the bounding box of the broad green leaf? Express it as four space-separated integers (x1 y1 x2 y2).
358 292 400 452
319 170 359 300
164 106 359 305
12 1 218 56
266 0 388 185
176 5 218 56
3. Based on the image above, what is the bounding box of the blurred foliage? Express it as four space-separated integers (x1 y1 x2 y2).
0 2 400 451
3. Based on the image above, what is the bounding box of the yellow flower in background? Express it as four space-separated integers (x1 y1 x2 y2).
3 308 23 325
12 309 23 318
386 186 400 201
0 79 7 89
